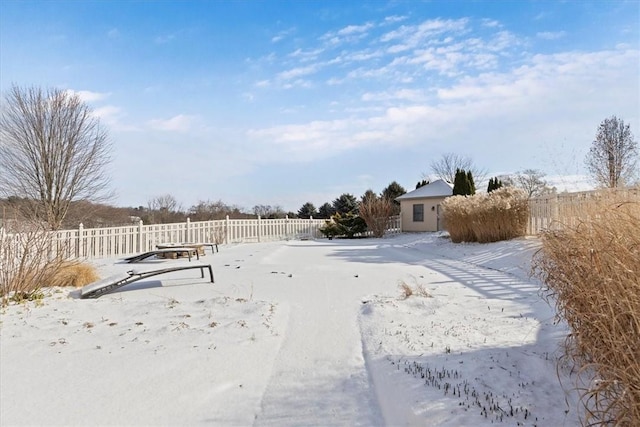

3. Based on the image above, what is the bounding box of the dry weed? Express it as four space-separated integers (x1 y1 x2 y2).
532 192 639 426
398 279 431 299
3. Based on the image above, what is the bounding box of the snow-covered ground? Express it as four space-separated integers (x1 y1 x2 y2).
0 233 582 426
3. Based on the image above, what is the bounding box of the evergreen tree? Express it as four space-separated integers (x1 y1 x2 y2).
466 170 476 195
361 189 377 203
453 169 465 195
415 179 429 189
317 202 335 219
332 193 358 215
381 181 406 215
453 169 476 196
297 202 317 219
487 177 495 192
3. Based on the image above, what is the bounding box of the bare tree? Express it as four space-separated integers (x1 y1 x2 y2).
0 85 112 230
252 204 285 219
585 116 638 188
147 194 183 223
428 153 487 185
511 169 555 198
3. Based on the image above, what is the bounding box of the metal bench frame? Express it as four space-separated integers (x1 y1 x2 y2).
80 263 214 299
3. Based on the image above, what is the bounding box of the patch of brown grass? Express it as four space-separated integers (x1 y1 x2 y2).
532 192 640 426
48 262 99 288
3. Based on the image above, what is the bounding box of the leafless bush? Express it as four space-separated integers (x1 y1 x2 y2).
442 187 529 243
0 220 67 305
532 193 640 426
359 197 393 238
210 225 226 245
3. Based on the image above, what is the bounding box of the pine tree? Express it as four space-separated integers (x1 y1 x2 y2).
487 177 504 193
466 171 476 195
453 169 465 195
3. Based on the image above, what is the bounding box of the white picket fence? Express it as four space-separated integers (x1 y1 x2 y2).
36 215 401 260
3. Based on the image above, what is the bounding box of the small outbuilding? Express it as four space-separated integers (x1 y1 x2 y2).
396 179 453 232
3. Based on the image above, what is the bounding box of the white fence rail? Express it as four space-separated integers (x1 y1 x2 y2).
527 187 639 235
14 215 401 260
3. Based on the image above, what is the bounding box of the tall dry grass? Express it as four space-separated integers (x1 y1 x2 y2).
532 192 640 426
48 262 99 288
442 187 529 243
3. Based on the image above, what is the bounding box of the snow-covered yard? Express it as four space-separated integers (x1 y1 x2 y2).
0 233 581 426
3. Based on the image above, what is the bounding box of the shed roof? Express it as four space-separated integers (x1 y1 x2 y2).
395 179 453 200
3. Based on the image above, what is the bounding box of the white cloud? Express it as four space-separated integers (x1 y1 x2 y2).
383 15 407 25
361 89 424 102
278 64 321 80
537 31 567 40
272 27 296 43
107 28 120 39
70 90 111 102
247 48 639 170
320 22 375 45
481 19 500 28
336 22 374 37
147 114 198 132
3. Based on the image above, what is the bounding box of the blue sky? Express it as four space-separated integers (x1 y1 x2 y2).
1 1 638 212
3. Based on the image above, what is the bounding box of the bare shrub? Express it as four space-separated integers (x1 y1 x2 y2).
0 220 66 305
442 187 529 243
210 225 226 245
532 192 640 426
359 197 393 238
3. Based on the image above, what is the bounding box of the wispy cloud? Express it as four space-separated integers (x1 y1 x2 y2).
148 114 198 132
70 90 111 102
277 64 321 81
248 48 639 165
537 31 567 40
271 27 296 43
320 22 375 45
383 15 407 25
155 33 176 44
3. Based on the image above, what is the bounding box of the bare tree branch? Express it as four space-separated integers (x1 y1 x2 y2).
585 116 638 188
0 85 112 229
427 153 487 185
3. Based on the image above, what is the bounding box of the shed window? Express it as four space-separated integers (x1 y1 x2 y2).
413 204 424 222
